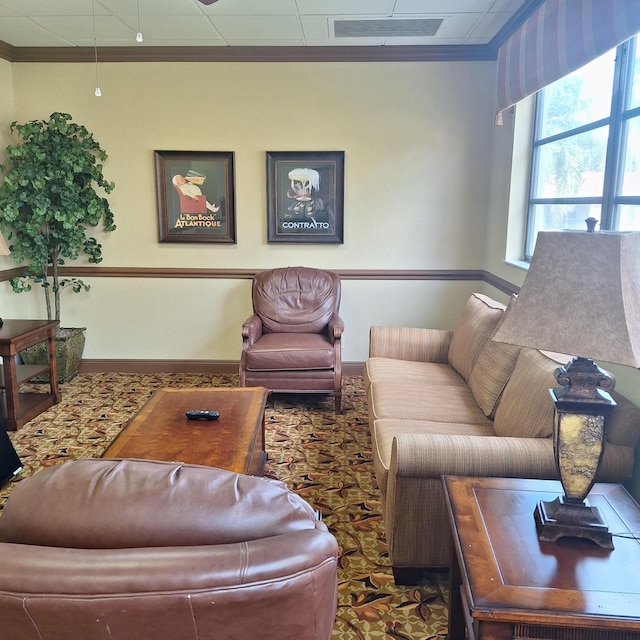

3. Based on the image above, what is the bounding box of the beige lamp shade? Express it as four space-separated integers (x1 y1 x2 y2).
493 230 640 368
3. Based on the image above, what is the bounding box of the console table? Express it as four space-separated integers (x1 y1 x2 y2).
0 319 61 431
443 476 640 640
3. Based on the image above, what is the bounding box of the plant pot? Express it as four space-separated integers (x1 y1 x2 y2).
20 327 86 384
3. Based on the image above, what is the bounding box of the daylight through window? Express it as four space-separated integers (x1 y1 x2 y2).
526 35 640 259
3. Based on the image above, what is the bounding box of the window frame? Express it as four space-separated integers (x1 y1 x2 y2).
525 36 640 260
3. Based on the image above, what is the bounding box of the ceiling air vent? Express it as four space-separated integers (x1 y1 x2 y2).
334 18 443 39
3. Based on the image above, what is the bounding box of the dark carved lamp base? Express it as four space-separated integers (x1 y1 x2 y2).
534 496 613 549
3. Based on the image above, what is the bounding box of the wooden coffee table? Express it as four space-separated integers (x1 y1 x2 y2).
103 387 269 475
443 476 640 640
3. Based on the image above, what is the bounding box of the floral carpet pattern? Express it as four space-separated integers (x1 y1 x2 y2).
1 373 448 640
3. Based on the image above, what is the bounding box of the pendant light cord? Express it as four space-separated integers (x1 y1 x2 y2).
136 0 143 42
92 0 101 95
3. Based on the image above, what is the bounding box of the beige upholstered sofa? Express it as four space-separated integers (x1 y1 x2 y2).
365 293 640 584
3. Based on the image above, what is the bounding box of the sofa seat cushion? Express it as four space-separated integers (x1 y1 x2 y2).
365 357 468 389
244 333 334 371
372 419 495 499
368 380 494 426
448 294 505 382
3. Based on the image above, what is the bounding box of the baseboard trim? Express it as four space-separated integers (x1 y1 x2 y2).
79 359 365 377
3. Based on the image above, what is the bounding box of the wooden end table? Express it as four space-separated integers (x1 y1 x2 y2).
103 387 269 475
443 476 640 640
0 319 61 431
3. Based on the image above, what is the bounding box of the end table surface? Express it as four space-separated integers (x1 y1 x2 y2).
102 387 269 476
443 476 640 638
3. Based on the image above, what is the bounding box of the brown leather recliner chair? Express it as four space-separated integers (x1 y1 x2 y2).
0 458 338 640
240 266 344 413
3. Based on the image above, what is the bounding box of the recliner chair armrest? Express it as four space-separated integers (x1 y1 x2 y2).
369 326 453 363
241 314 263 347
390 433 558 479
328 314 344 341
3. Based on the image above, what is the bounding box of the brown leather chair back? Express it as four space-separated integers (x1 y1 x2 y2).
252 266 341 334
0 458 338 640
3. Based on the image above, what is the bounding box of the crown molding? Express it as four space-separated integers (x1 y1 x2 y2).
0 43 497 64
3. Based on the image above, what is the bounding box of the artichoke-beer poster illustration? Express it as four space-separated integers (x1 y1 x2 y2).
266 151 344 244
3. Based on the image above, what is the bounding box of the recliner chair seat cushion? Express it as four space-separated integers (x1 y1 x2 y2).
244 333 335 371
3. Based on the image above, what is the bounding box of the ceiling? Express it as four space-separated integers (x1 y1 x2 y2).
0 0 538 61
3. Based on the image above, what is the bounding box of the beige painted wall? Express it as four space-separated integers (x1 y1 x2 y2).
0 59 498 361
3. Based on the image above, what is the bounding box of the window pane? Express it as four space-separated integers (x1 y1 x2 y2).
529 203 601 234
532 127 608 198
539 51 615 138
620 116 640 196
616 205 640 230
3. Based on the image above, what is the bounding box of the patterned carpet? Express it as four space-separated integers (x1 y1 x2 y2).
1 373 449 640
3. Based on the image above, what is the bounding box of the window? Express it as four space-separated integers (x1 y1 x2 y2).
526 35 640 259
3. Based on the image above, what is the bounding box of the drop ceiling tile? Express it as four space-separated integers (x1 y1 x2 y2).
468 11 512 39
224 38 305 46
0 4 20 17
118 15 223 41
0 0 108 15
296 0 394 16
305 37 385 46
0 17 70 45
129 38 227 47
31 15 132 42
211 15 302 40
491 0 526 11
430 13 484 39
198 0 296 16
394 0 494 13
99 0 203 17
300 15 332 41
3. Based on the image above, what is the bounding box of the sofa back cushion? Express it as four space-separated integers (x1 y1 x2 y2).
448 293 505 382
606 391 640 449
469 296 521 418
493 348 562 438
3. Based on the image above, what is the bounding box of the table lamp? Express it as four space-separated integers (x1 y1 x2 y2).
492 228 640 548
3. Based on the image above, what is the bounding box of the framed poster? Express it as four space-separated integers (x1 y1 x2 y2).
266 151 344 244
155 150 236 243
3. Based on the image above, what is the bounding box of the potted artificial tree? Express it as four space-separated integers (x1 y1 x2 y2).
0 112 116 382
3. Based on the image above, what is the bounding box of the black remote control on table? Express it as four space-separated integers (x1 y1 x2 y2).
185 410 220 421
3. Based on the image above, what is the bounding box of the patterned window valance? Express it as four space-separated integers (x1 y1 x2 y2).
497 0 640 113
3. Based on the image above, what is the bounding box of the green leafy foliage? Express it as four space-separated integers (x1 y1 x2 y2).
0 112 115 323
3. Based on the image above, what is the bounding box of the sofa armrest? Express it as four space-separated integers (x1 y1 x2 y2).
368 326 453 363
241 314 263 348
390 433 558 479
